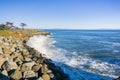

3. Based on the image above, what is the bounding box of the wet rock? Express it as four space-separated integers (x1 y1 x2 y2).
1 70 8 76
10 69 22 80
23 70 36 78
32 64 42 71
37 57 45 64
47 69 52 73
41 64 48 74
0 73 10 80
49 73 54 78
42 73 50 80
115 76 120 80
37 77 43 80
45 60 70 80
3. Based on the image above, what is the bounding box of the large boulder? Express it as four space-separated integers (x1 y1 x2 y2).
3 47 12 54
42 73 50 80
41 64 48 74
2 61 18 71
1 70 8 76
23 70 36 78
20 62 35 72
10 69 22 80
32 64 42 71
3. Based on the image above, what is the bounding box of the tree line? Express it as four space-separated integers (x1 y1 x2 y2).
0 22 27 30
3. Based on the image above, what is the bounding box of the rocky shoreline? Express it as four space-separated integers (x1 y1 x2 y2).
0 35 69 80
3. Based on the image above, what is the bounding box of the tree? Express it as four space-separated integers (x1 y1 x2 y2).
20 23 27 30
6 22 13 29
0 24 6 30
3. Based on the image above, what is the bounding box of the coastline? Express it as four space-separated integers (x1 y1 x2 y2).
0 30 69 80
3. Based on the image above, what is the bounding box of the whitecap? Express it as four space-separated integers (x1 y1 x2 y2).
27 35 120 79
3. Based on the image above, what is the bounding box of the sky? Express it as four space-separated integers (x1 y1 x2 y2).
0 0 120 29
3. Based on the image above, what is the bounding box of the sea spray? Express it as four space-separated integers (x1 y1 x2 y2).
27 35 120 80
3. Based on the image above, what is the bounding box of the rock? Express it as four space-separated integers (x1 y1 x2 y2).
25 57 32 62
10 69 22 80
22 49 29 56
0 47 3 54
1 70 8 76
17 54 23 60
3 47 12 54
1 61 10 71
42 73 50 80
49 73 54 78
32 57 37 61
32 64 42 71
45 60 70 80
10 47 15 52
37 57 45 64
9 61 18 70
20 62 35 72
16 61 23 66
37 77 43 80
115 76 120 80
47 69 52 73
13 57 21 62
2 61 18 71
41 64 48 74
0 36 70 80
10 52 19 59
0 42 5 48
0 55 5 68
23 70 36 78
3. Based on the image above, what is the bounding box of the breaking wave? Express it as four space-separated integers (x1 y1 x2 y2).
27 35 120 80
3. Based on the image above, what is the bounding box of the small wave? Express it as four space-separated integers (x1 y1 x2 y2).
79 35 98 40
112 50 119 53
99 41 120 47
27 35 120 79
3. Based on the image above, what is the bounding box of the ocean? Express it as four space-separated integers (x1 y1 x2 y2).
27 30 120 80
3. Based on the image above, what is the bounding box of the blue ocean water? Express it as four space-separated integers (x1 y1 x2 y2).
27 30 120 80
46 30 120 64
45 30 120 79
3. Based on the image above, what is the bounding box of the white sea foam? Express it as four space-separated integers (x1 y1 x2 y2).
27 35 120 79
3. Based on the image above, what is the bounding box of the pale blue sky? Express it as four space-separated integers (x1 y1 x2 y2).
0 0 120 29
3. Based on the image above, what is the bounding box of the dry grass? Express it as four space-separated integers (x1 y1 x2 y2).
0 30 41 38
